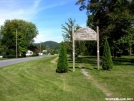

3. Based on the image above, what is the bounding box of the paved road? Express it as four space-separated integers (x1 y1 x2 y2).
0 55 52 68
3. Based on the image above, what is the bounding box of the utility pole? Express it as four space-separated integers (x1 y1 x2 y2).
97 26 100 70
40 41 41 53
16 29 17 58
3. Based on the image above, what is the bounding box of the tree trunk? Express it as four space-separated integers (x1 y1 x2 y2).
129 46 132 55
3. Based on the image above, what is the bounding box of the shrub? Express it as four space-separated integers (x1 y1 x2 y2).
3 55 16 58
32 52 39 56
102 38 113 70
56 42 69 73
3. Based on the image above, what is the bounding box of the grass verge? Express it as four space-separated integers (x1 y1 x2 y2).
0 56 106 101
75 55 134 98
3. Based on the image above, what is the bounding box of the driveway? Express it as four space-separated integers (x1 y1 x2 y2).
0 55 51 68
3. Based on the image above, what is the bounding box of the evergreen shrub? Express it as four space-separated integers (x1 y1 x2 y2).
102 39 113 70
56 42 69 73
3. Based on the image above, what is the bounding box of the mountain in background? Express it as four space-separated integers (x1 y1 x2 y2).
34 41 60 50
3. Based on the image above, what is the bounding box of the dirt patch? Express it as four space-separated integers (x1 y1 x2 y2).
51 57 58 63
81 68 113 98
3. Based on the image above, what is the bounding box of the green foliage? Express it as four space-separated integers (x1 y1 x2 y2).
47 49 58 55
35 41 59 50
102 39 113 70
0 45 7 56
34 41 59 55
84 41 97 55
56 42 68 73
62 18 76 56
32 52 39 56
43 41 59 49
76 0 133 38
116 34 134 55
62 18 86 57
34 41 60 50
0 19 38 57
76 0 134 56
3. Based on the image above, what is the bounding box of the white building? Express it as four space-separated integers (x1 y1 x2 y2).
38 53 43 56
26 50 33 56
42 50 47 53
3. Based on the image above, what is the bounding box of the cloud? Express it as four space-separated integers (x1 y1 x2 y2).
34 28 63 43
0 0 87 43
38 1 67 11
34 34 63 43
0 0 68 25
0 0 41 25
0 0 66 43
33 0 41 10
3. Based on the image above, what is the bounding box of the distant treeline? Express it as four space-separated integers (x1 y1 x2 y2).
34 41 60 50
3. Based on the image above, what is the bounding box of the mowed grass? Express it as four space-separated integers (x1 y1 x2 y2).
0 58 8 60
76 55 134 98
0 56 106 101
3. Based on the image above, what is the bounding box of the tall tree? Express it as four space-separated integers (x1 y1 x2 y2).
0 26 2 39
62 18 77 56
62 18 86 57
0 19 38 57
76 0 134 56
116 34 134 55
0 27 5 56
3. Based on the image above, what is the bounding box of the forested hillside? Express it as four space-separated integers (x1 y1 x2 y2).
34 41 60 50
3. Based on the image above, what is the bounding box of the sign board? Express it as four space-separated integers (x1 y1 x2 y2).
74 28 97 40
72 26 99 72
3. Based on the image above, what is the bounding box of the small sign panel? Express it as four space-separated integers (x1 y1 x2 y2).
74 28 97 40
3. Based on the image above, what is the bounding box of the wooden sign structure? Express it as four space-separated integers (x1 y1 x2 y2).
72 26 99 72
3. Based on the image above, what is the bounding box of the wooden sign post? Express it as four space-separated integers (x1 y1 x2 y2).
97 26 100 70
72 26 75 72
72 26 99 72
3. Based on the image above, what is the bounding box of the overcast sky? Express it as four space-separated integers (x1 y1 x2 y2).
0 0 87 43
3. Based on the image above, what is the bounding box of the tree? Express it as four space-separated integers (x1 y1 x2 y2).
0 26 2 39
117 34 134 55
76 0 134 56
56 42 69 73
62 18 76 56
0 19 38 57
0 28 7 56
102 38 113 70
62 18 86 57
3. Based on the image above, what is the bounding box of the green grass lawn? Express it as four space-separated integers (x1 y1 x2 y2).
0 56 106 101
0 58 8 60
75 55 134 98
0 55 134 101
